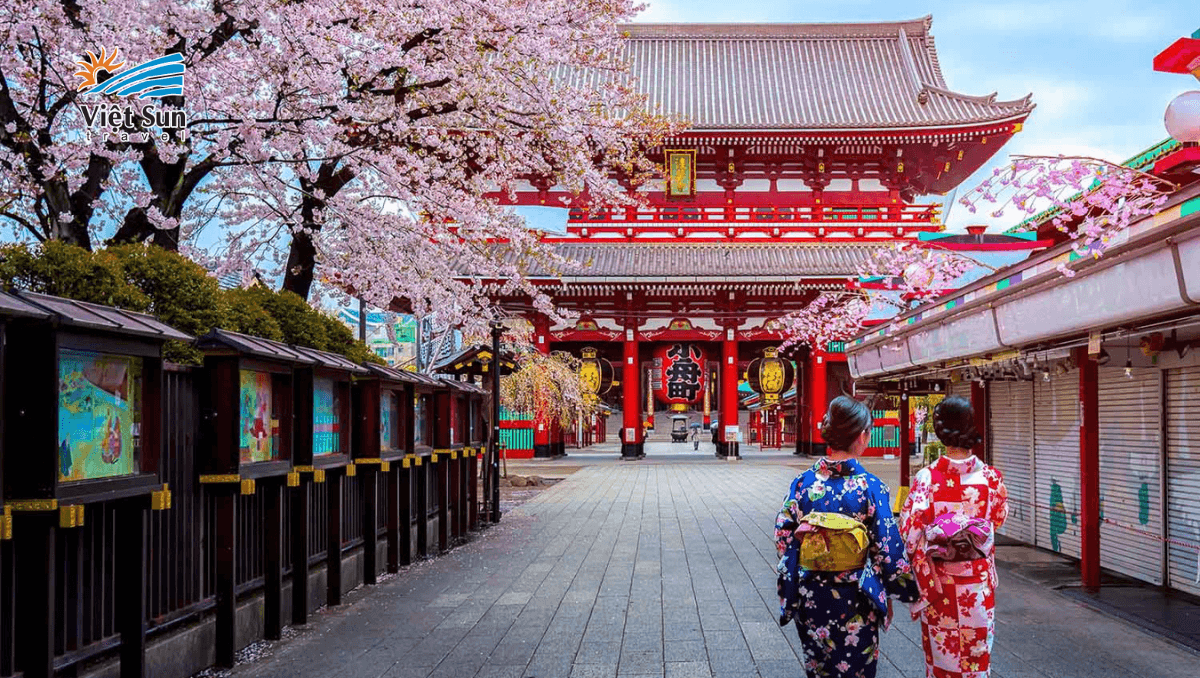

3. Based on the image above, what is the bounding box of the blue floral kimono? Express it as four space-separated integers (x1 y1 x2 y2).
775 458 919 678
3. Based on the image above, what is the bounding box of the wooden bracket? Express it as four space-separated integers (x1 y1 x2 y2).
151 484 173 511
59 505 85 529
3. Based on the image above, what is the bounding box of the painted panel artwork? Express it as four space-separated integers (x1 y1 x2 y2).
381 391 398 452
240 370 278 463
58 349 143 482
314 377 342 456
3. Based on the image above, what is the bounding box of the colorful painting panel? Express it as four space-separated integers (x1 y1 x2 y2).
314 377 342 456
58 349 143 482
240 370 279 463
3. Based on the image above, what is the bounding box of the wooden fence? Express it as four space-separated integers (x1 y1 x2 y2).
10 365 485 678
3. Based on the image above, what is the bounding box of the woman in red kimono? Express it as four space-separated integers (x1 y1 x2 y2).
901 396 1008 678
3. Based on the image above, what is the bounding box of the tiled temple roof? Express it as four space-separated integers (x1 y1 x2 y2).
606 17 1034 131
501 243 884 280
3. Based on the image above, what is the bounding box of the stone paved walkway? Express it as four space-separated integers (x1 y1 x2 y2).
231 460 1198 678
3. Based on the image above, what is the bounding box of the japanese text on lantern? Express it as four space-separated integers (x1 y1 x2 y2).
666 344 701 400
653 343 706 408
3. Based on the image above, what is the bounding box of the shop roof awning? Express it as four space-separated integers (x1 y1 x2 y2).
847 191 1200 381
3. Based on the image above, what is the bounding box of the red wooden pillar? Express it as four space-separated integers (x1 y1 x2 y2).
971 381 989 462
532 316 552 458
899 391 911 497
721 326 740 458
622 325 642 458
1077 348 1101 590
810 350 829 456
794 361 805 455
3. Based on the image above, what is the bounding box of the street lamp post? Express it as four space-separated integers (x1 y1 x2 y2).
489 322 504 522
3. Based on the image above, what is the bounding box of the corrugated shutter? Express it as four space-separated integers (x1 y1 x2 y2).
1034 374 1081 557
1166 366 1200 597
950 379 972 400
1098 367 1163 585
989 381 1035 543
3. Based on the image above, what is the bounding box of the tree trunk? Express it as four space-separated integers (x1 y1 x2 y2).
279 161 354 301
281 229 317 300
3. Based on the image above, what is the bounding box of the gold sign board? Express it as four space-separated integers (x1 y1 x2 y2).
665 149 696 198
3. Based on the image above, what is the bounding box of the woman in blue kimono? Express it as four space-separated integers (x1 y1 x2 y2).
775 396 919 678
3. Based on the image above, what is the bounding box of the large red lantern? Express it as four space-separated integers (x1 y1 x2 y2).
651 343 707 411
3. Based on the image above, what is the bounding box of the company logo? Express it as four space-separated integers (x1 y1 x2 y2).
74 47 188 141
75 48 184 98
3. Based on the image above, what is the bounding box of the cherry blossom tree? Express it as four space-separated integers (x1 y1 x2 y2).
1 0 675 332
499 344 596 430
959 155 1175 275
1 1 277 248
778 291 872 349
856 241 978 302
779 240 982 348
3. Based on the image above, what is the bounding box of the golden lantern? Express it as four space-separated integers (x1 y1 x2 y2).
578 346 614 396
745 347 796 406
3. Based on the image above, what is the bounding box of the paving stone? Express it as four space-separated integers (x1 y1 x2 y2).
577 641 623 665
700 631 747 650
663 640 705 662
752 660 805 678
571 664 619 678
619 649 665 674
473 665 528 678
664 662 711 678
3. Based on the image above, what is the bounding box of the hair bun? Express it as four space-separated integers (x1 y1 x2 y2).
819 396 873 452
933 396 981 449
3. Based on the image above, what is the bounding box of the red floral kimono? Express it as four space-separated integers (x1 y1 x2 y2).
900 455 1008 678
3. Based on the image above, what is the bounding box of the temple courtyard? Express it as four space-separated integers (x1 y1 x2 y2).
223 454 1197 678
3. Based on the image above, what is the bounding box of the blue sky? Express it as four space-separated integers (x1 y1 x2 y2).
635 0 1196 231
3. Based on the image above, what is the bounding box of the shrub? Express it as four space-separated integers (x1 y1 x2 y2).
223 288 285 341
109 244 229 363
0 242 379 366
319 313 384 365
0 241 149 310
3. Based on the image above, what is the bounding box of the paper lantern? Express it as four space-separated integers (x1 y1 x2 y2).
1165 91 1200 143
745 347 796 406
903 261 935 290
578 346 614 396
651 343 706 411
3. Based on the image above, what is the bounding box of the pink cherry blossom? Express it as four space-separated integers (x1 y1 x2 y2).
959 155 1174 267
0 0 676 335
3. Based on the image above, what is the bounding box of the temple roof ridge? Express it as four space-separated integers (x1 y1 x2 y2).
620 16 935 40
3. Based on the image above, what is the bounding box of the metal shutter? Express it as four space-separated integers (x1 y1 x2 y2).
950 379 972 400
1098 367 1164 585
989 380 1035 543
1034 374 1081 557
1166 366 1200 597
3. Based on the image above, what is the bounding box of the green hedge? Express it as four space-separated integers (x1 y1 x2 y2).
0 241 380 366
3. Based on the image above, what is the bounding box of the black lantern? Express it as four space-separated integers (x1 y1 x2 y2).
745 347 796 407
579 346 614 396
